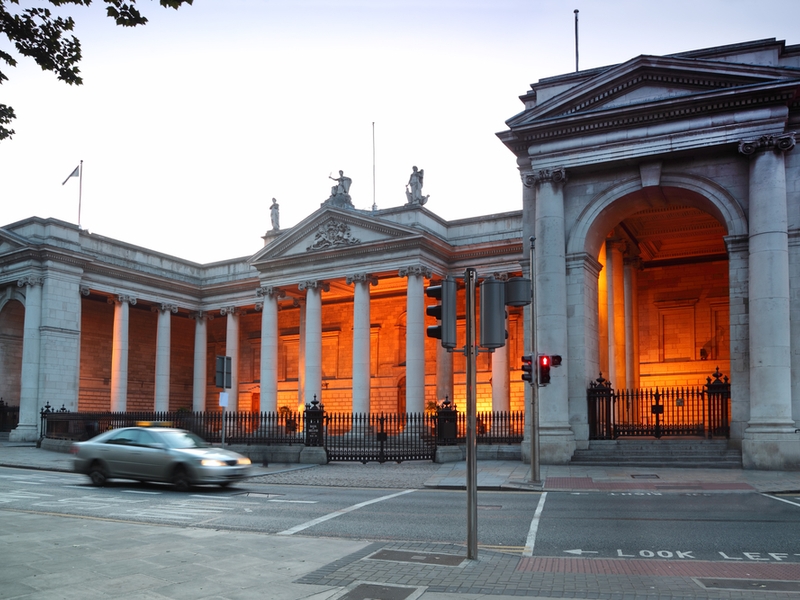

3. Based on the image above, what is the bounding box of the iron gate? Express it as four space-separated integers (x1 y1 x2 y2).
322 412 436 463
588 368 731 440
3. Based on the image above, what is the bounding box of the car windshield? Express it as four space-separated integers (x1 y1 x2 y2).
158 430 210 449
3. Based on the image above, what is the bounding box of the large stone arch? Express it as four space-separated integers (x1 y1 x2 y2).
0 289 26 410
565 171 748 444
567 173 748 259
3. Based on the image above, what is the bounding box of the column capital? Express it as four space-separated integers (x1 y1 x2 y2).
190 310 211 321
219 305 239 316
108 294 137 306
17 275 43 288
399 265 431 279
738 132 795 156
80 286 90 297
520 171 536 188
298 280 330 292
345 273 378 286
257 286 286 299
152 303 178 314
533 167 568 185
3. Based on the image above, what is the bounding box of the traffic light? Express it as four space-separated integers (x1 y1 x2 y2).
538 354 551 386
551 355 562 367
480 277 507 349
521 355 534 383
426 277 457 349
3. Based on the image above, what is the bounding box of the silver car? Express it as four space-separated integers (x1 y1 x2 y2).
71 426 253 491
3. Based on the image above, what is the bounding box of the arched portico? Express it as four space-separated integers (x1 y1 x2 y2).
565 174 748 446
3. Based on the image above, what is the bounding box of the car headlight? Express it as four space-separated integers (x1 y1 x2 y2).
237 457 251 465
200 459 226 467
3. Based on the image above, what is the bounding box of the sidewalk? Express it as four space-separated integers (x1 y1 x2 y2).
3 441 800 600
2 440 800 493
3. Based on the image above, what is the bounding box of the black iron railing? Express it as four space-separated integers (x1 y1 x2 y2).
588 368 731 440
0 399 20 432
40 405 525 463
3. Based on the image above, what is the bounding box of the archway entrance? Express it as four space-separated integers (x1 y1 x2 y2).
589 186 731 437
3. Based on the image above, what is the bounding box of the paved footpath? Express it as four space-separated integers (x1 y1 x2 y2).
2 442 800 599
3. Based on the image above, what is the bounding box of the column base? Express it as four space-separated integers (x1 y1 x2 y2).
742 424 800 470
523 426 576 465
9 424 39 443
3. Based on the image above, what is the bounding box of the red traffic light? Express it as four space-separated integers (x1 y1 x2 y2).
538 354 551 385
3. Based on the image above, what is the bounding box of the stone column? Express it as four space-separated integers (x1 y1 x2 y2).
110 295 136 412
10 276 43 441
400 266 431 414
436 342 454 407
533 167 575 463
296 299 305 412
153 303 177 412
191 311 208 412
257 286 284 413
738 133 799 469
725 235 750 443
220 306 239 412
347 274 377 414
623 257 640 389
566 253 603 443
491 329 510 412
299 281 328 406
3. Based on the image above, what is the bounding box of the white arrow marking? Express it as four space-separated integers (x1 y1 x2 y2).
564 549 599 555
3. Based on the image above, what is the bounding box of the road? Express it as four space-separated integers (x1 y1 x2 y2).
2 465 799 565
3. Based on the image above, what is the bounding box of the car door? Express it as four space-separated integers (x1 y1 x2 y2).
125 429 170 481
100 429 138 478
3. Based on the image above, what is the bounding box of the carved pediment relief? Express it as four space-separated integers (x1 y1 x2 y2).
249 206 424 265
306 220 361 251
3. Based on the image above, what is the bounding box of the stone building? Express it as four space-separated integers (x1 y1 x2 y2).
2 38 800 469
498 37 800 470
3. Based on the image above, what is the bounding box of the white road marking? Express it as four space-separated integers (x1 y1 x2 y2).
121 490 162 495
277 489 417 535
522 492 547 557
763 493 800 509
269 499 317 504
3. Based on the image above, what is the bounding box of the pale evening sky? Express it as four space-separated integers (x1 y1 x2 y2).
1 0 798 263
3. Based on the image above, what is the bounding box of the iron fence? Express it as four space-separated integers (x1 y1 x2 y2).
0 399 19 432
588 368 731 440
40 406 525 463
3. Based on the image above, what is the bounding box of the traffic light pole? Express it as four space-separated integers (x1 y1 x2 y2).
465 267 478 560
529 237 541 484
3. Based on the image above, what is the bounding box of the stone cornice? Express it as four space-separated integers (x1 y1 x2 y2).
501 82 800 156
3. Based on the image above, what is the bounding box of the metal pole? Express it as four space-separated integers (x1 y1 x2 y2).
465 267 478 560
529 237 540 484
574 9 579 72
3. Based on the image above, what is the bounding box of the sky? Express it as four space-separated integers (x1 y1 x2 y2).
1 0 799 264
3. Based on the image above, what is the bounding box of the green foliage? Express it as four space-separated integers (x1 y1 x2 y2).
0 0 193 140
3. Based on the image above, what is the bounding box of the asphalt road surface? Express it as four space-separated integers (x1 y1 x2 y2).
2 465 799 565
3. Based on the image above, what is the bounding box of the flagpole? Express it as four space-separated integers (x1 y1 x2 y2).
78 159 83 228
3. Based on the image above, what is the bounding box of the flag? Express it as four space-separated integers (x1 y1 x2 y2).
62 165 80 185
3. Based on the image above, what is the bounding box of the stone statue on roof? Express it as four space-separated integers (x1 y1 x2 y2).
270 198 280 231
405 166 429 206
323 170 354 209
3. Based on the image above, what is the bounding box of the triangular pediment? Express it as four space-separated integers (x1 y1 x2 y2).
0 228 32 256
249 206 425 265
506 54 800 128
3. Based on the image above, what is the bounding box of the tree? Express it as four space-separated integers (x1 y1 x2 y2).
0 0 193 141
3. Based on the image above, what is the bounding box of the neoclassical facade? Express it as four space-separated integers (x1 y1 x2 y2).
3 38 800 469
0 205 528 442
498 37 800 469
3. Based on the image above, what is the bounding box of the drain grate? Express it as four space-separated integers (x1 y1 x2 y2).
368 549 465 566
631 474 660 479
339 583 418 600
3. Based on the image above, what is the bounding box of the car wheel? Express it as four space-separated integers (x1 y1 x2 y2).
88 462 107 487
172 466 191 492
